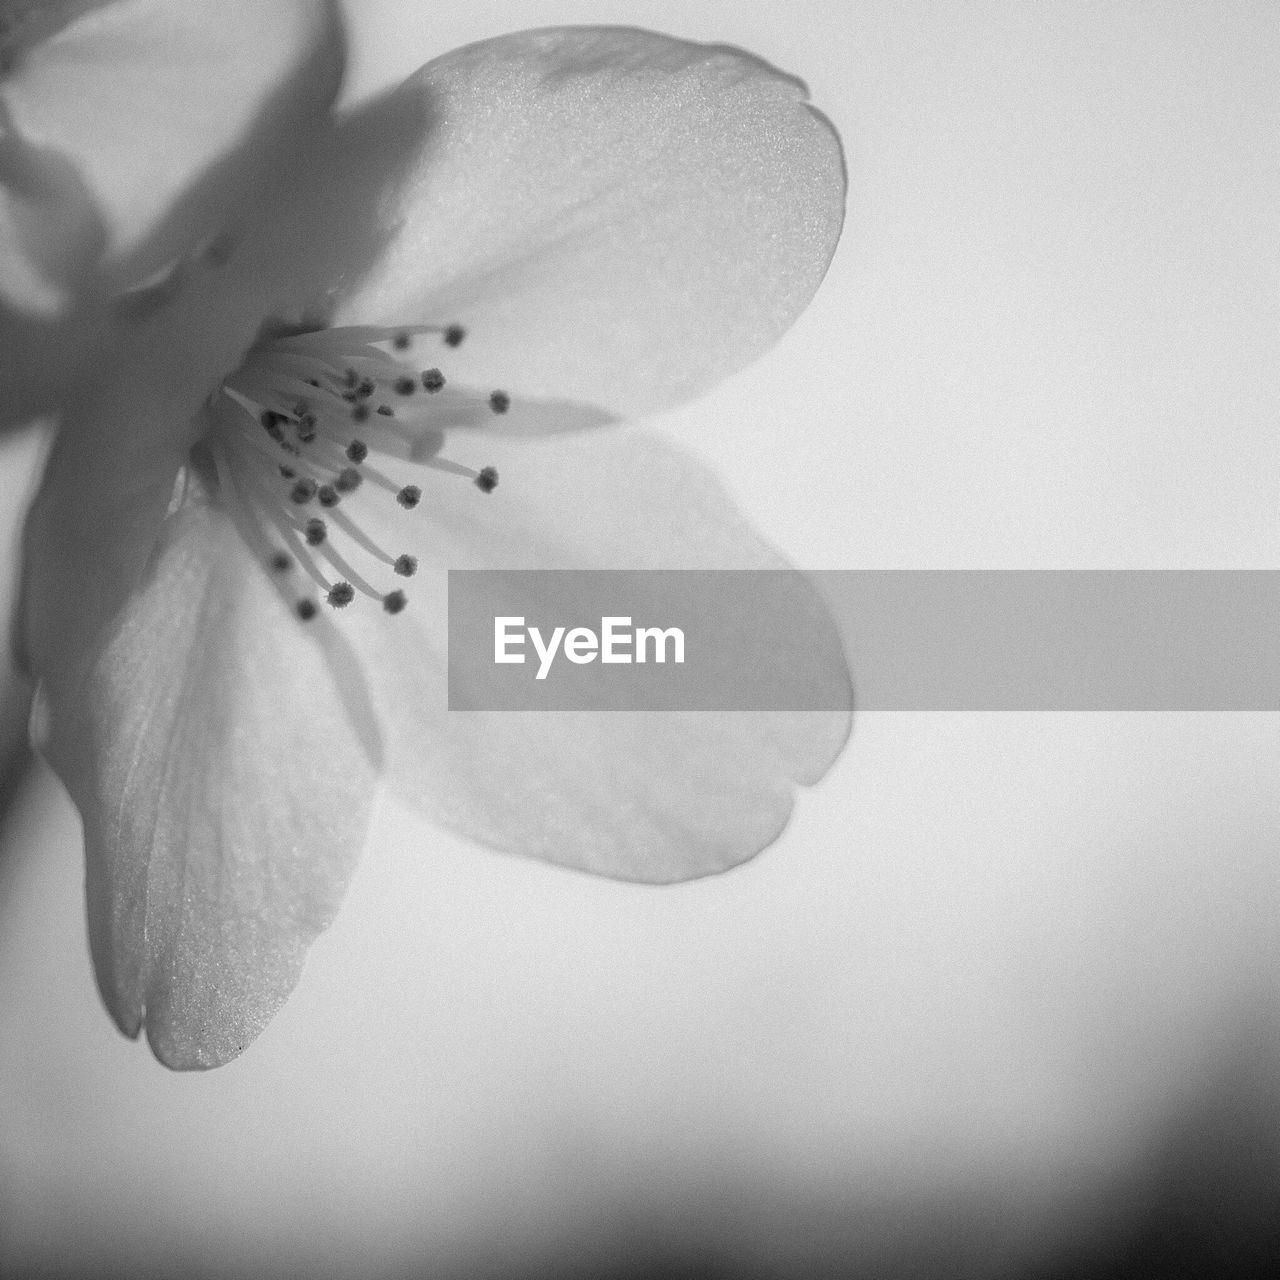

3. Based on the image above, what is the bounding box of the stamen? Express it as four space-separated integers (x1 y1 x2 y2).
207 320 509 621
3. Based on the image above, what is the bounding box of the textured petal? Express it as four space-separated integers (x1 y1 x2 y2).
258 27 844 418
0 0 344 287
335 426 851 881
32 494 380 1069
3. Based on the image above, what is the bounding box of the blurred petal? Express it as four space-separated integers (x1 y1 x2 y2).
0 130 104 314
341 426 851 881
0 0 345 287
0 127 108 427
272 27 844 417
32 496 380 1069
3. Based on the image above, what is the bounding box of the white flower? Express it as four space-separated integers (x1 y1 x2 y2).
1 1 850 1068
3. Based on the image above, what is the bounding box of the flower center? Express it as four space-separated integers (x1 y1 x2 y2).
203 322 505 620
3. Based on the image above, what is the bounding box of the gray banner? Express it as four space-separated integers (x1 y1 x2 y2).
447 570 1280 711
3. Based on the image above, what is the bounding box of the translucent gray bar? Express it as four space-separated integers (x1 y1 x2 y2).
447 570 1280 711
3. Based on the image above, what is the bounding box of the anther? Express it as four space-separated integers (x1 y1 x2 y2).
392 332 411 350
489 391 509 414
394 554 418 577
318 485 339 508
357 378 375 399
297 600 318 621
327 582 355 608
335 467 362 494
383 590 408 614
475 466 499 493
291 478 318 504
422 368 444 392
346 440 368 463
279 466 296 479
444 324 466 347
305 518 327 546
397 485 421 509
270 552 292 573
352 404 370 422
376 405 394 417
394 376 416 395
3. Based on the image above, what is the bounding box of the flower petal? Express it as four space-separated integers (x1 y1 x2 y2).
0 0 345 288
339 426 851 881
263 27 844 418
0 124 110 426
31 495 380 1069
0 129 104 315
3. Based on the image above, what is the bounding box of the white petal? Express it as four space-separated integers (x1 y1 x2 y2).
32 497 380 1069
0 0 345 287
337 426 851 881
252 27 844 418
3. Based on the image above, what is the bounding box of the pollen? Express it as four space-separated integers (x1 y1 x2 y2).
207 321 503 622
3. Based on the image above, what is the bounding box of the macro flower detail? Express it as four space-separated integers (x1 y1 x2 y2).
2 1 851 1069
207 322 508 619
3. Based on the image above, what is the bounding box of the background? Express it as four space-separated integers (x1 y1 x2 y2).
2 2 1278 1277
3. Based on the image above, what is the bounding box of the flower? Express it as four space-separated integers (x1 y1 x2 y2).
1 1 851 1069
